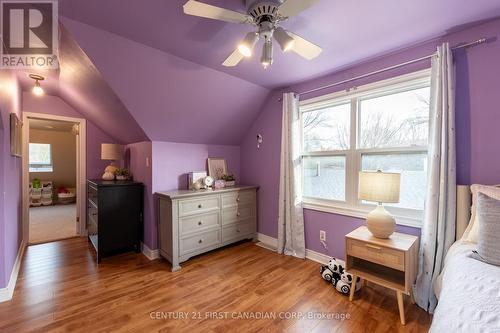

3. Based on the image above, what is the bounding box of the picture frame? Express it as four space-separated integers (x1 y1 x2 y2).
10 113 22 157
207 158 227 180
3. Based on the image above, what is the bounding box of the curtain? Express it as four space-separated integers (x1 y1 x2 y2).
415 43 457 313
277 92 306 259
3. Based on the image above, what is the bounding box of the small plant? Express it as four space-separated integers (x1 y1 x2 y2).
221 174 235 181
114 168 130 177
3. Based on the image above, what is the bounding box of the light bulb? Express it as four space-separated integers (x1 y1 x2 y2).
238 32 259 57
32 81 44 96
274 27 295 52
261 40 273 69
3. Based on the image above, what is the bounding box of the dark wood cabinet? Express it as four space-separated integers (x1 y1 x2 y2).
87 180 144 263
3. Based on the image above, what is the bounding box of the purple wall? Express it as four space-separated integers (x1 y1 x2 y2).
240 18 500 260
126 142 154 249
23 93 119 179
151 141 240 193
129 141 240 249
0 72 23 288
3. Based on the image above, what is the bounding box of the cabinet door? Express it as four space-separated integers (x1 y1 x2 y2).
99 185 143 254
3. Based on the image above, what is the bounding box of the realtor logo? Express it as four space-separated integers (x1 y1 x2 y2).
0 0 58 69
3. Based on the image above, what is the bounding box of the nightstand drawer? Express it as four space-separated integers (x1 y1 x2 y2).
347 238 405 271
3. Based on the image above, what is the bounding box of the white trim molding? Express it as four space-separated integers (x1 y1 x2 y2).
22 112 87 243
141 243 160 260
0 241 26 303
255 233 342 266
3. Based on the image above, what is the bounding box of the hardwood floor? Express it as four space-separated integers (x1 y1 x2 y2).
0 238 431 332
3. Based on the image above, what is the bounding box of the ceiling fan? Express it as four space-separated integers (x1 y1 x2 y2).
183 0 322 68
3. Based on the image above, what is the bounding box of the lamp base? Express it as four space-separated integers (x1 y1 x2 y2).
366 204 396 239
102 162 118 180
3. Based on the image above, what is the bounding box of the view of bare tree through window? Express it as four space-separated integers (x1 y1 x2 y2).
359 87 430 148
303 103 350 151
302 84 430 211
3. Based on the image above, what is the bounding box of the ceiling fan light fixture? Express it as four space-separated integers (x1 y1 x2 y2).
274 27 295 52
29 74 45 96
238 32 259 57
260 40 273 69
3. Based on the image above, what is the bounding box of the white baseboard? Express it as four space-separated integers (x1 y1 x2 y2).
255 233 343 266
141 242 160 260
0 241 26 303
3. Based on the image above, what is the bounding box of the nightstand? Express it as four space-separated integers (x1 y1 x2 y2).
345 226 418 325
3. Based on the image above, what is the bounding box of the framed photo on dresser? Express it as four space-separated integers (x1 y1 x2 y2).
207 158 227 180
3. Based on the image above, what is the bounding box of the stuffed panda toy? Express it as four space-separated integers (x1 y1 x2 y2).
335 271 362 295
320 258 344 286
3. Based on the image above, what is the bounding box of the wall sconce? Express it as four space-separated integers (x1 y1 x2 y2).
257 134 263 149
29 74 45 96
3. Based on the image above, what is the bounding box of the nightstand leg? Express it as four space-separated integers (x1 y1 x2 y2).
349 275 357 301
396 291 406 325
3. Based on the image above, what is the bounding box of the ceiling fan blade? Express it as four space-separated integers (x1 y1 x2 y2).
287 32 322 60
278 0 320 18
183 0 251 24
222 49 245 67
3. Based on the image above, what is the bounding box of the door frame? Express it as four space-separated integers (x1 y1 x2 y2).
22 112 87 243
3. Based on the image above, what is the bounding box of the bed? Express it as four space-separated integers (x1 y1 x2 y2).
430 185 500 332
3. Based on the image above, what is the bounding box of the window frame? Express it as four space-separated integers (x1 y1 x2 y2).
29 142 53 173
299 69 431 228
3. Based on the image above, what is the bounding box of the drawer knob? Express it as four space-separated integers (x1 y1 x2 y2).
236 229 240 233
198 221 202 226
236 197 240 202
198 239 203 244
198 204 202 209
236 212 241 217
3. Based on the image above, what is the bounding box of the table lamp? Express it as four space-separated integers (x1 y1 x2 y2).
358 170 401 238
101 143 124 180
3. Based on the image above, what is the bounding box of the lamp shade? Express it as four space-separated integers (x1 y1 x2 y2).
101 143 124 161
358 171 401 203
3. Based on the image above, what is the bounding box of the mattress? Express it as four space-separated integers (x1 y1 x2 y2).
431 241 500 332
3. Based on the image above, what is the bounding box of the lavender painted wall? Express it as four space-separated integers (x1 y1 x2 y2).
0 71 22 288
151 141 241 193
126 142 153 250
23 93 119 179
240 18 500 260
129 141 241 249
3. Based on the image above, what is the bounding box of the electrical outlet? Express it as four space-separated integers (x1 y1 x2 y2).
320 230 326 242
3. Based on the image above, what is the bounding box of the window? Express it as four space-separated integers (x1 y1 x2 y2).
300 71 431 226
29 143 53 172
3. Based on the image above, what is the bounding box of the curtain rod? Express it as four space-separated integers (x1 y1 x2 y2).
297 38 487 97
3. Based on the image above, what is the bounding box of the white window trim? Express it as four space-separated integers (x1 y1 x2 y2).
299 69 431 229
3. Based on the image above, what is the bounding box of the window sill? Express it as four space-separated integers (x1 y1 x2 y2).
302 202 422 229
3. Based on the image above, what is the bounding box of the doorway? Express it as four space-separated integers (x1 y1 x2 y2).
22 113 87 245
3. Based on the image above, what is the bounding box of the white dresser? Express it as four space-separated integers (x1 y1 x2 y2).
156 185 258 271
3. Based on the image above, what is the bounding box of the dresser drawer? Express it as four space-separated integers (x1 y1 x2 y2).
222 221 254 243
347 238 405 271
222 190 256 207
179 196 219 216
222 205 255 225
180 229 221 255
179 211 220 236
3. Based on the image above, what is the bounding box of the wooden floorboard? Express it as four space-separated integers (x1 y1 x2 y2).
0 237 431 332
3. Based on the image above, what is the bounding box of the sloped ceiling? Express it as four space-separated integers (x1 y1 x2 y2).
61 17 270 145
17 25 149 144
59 0 500 88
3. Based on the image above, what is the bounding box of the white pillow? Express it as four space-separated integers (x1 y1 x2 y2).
462 184 500 243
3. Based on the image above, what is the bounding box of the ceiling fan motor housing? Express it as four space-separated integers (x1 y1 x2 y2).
246 0 282 24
